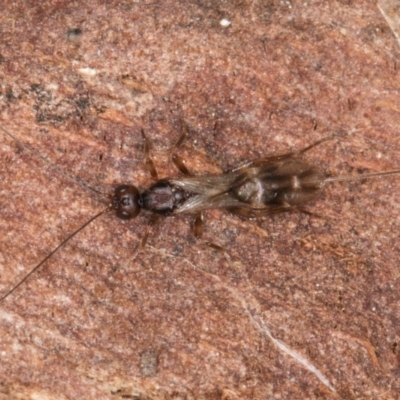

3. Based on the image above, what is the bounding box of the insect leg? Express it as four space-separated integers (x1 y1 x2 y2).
237 135 337 170
193 212 225 251
141 129 159 180
171 123 191 176
293 207 323 219
140 214 160 249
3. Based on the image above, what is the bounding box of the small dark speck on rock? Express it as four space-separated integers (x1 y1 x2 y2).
67 28 83 42
67 28 82 37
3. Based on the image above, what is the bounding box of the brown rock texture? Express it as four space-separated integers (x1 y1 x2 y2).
0 1 400 399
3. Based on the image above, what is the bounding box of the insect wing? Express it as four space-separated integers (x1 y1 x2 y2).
169 171 248 214
167 156 316 215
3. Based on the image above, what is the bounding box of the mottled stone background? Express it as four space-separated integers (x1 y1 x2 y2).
0 1 400 399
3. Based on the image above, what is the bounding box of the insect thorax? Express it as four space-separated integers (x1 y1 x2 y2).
140 179 193 215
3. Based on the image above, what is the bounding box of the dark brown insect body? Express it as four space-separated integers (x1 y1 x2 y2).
114 135 395 222
115 159 324 220
1 124 399 302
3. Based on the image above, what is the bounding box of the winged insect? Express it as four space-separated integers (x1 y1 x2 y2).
0 124 399 301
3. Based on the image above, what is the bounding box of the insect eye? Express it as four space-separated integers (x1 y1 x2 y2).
112 185 141 219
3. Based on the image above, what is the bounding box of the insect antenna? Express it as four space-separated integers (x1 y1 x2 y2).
0 122 118 301
0 124 109 198
324 169 400 184
0 206 112 302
